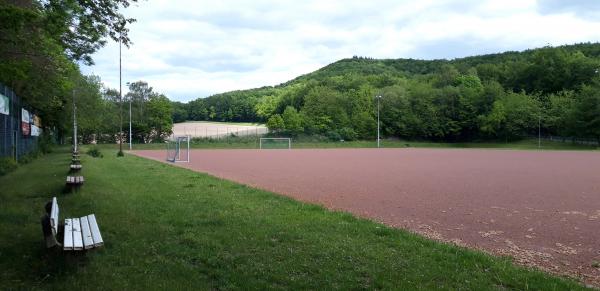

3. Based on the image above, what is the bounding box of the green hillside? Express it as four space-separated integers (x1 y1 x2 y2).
175 43 600 143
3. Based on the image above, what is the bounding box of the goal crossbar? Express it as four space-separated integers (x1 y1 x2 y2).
259 138 291 149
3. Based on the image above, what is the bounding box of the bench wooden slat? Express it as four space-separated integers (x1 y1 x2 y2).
88 214 103 247
50 197 59 235
72 218 84 250
43 198 102 251
66 176 84 185
80 216 94 249
64 218 74 250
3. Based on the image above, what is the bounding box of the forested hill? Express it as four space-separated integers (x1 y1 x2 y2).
173 43 600 142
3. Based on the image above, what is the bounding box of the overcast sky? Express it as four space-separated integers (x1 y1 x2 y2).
81 0 600 102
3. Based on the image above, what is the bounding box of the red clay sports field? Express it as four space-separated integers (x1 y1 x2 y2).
132 148 600 285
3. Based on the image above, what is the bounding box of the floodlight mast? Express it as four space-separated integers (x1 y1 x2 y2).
118 34 123 155
72 89 77 153
129 92 132 150
376 95 382 148
538 111 541 149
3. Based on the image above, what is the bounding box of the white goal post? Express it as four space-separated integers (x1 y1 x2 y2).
259 138 291 149
166 135 191 162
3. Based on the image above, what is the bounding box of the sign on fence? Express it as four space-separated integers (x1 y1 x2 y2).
31 125 41 136
0 93 8 115
33 114 41 127
21 122 30 136
21 108 30 122
21 108 31 136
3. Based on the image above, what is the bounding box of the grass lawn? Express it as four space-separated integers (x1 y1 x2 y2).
0 147 592 290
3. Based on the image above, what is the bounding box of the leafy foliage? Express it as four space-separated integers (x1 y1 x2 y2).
87 146 103 158
176 43 600 143
0 0 138 143
0 157 18 176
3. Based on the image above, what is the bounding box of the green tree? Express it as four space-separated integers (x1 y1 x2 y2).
255 95 280 120
480 91 540 140
266 114 285 133
282 106 303 136
545 91 577 137
171 101 188 123
146 94 173 142
0 0 138 140
301 86 348 133
572 83 600 142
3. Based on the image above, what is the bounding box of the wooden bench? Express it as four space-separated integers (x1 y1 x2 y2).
66 176 85 189
41 197 104 250
70 164 82 171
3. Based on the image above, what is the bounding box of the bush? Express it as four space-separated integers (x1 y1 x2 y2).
0 157 18 176
88 147 104 158
325 130 342 141
19 151 41 164
37 132 54 154
339 127 358 141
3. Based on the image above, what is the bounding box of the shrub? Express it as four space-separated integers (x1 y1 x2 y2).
0 157 18 176
88 146 104 158
339 127 358 141
18 151 41 164
325 130 342 141
37 132 54 154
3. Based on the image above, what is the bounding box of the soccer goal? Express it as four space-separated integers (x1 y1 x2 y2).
166 135 191 162
259 138 291 149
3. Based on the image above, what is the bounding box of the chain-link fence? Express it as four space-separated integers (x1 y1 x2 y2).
173 123 268 139
0 83 42 161
526 134 600 146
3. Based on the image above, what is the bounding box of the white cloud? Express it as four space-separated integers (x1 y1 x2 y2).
81 0 600 102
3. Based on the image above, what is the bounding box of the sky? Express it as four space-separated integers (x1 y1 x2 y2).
81 0 600 102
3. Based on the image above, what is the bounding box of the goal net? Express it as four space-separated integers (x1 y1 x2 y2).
166 135 191 162
259 138 291 149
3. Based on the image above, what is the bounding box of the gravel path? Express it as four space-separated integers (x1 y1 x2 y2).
132 148 600 286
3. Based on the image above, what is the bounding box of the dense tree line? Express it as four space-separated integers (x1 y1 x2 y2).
1 1 173 144
73 80 173 144
175 43 600 142
0 0 136 138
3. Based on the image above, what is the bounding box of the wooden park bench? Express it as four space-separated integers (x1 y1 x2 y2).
66 176 84 190
41 197 104 250
70 164 82 171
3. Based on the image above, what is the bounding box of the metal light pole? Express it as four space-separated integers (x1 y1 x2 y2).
129 89 132 150
538 111 541 149
376 95 382 148
118 35 124 156
72 89 77 153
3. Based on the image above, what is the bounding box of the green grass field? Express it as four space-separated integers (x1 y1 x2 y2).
0 147 592 290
